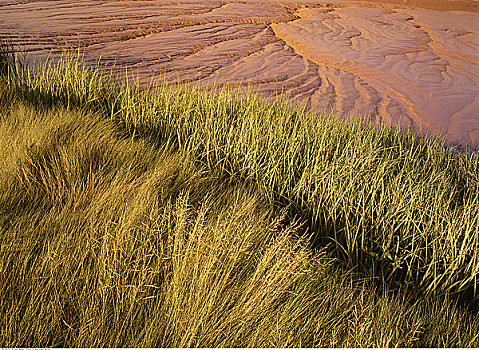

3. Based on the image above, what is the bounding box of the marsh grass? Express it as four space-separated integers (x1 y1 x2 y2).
14 52 479 299
1 45 479 347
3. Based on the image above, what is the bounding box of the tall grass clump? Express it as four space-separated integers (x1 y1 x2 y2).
14 50 478 301
1 98 479 347
1 41 479 346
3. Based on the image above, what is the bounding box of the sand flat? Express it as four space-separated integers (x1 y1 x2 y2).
1 0 478 147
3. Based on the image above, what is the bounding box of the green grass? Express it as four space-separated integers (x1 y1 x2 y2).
1 42 479 347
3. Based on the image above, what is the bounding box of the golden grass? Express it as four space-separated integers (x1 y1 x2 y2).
1 44 479 346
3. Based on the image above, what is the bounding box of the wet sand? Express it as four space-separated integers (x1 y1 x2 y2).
1 0 478 147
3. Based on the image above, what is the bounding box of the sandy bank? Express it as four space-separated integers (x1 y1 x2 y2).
1 0 478 147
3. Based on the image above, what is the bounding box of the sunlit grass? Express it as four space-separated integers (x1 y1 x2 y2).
14 51 479 298
1 42 479 347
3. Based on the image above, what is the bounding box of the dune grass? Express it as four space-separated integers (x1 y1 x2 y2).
1 43 479 347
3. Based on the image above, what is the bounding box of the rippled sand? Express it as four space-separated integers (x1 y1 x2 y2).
1 0 478 147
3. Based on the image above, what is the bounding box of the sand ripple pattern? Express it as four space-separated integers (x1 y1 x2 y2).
1 0 478 147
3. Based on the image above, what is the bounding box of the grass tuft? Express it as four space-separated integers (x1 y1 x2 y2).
1 42 479 347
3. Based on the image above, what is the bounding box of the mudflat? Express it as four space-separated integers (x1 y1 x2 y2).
1 0 478 147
